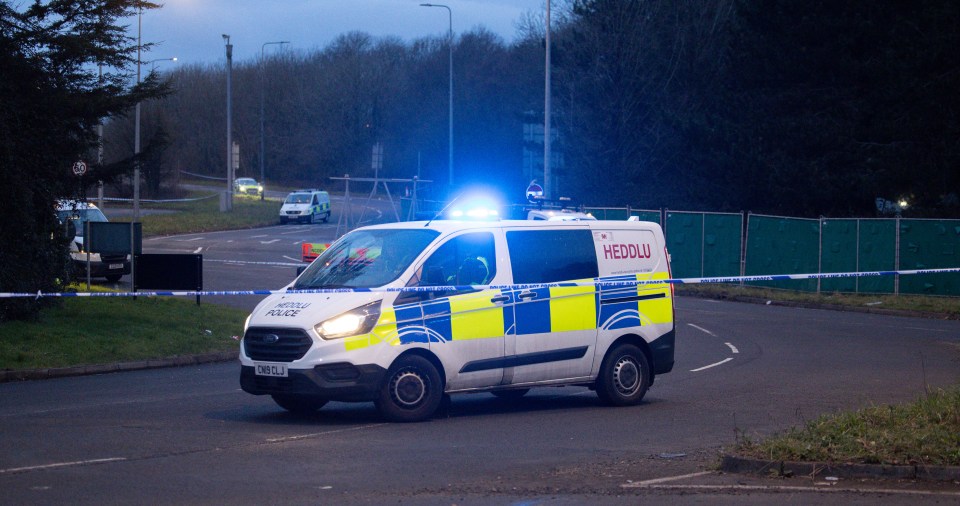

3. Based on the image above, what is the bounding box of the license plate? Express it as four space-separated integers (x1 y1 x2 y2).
255 363 288 377
109 263 123 269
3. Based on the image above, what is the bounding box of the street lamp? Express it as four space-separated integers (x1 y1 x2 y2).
544 0 552 199
223 34 233 211
148 56 177 73
420 3 454 187
260 41 289 201
134 8 142 221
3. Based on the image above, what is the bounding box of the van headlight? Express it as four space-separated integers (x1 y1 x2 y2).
315 301 380 339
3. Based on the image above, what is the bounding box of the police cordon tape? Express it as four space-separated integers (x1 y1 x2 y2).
2 268 960 299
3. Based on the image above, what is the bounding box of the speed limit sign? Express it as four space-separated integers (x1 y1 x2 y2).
72 160 87 176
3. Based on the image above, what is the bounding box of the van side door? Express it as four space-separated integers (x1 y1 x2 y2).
502 227 600 384
392 230 506 390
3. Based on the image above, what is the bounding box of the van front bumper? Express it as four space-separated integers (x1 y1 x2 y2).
240 362 386 402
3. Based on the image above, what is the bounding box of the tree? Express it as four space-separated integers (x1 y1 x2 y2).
0 0 165 321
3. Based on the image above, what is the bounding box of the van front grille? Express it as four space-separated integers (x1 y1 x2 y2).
243 328 313 362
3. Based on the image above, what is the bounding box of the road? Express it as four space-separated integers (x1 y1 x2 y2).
1 292 958 504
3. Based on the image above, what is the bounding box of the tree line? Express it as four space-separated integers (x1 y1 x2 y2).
107 0 959 218
2 0 959 320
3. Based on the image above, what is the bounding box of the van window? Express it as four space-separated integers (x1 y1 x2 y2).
398 232 496 303
422 232 496 286
506 229 598 283
295 229 438 289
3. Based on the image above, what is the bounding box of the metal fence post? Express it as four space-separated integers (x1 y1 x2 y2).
817 216 823 294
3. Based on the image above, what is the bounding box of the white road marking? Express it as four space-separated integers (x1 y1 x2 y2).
725 342 739 354
687 323 717 337
250 234 268 238
266 423 387 443
690 357 733 372
259 239 280 244
0 458 126 475
624 471 712 486
283 255 302 263
193 247 203 254
179 237 204 242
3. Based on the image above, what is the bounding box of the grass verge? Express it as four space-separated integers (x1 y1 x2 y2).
0 291 244 371
678 284 960 319
140 194 280 237
733 388 960 466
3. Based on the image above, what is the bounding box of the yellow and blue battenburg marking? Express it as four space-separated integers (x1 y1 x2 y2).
343 272 672 350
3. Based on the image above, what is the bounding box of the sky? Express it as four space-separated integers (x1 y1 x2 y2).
137 0 548 66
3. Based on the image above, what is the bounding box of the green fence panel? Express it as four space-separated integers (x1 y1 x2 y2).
856 219 896 293
703 213 743 278
745 215 820 291
665 212 704 278
898 219 960 296
665 212 742 279
820 219 857 292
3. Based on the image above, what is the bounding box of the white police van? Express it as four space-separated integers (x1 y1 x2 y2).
240 218 675 422
56 199 130 282
279 189 331 224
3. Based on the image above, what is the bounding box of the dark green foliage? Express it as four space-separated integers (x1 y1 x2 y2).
0 0 165 321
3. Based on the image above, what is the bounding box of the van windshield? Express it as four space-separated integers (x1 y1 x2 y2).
295 229 439 289
56 207 108 236
285 193 312 204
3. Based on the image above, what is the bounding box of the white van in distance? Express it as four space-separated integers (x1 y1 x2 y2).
240 218 675 421
279 189 331 224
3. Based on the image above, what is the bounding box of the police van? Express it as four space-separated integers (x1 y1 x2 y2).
56 199 130 282
240 218 675 422
279 189 331 224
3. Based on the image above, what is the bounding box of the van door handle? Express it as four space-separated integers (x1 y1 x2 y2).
518 291 538 300
490 295 510 303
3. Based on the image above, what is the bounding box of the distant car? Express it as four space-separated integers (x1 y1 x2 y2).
56 200 130 283
234 178 263 196
279 189 331 224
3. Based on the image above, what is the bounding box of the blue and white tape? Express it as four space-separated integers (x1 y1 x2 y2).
1 268 959 299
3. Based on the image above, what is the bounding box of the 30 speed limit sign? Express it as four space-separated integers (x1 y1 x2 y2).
72 160 87 176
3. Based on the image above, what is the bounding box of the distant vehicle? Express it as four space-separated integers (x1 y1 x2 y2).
279 189 331 224
56 200 130 283
233 177 263 196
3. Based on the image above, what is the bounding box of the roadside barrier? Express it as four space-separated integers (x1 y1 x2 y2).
2 268 959 299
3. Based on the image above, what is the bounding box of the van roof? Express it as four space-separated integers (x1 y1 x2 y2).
56 199 100 211
358 219 660 234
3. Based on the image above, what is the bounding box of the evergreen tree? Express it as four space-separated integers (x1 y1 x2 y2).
0 0 165 320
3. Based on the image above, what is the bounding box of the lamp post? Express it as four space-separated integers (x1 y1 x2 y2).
544 0 552 199
148 56 177 73
223 34 233 211
134 8 142 221
420 3 454 187
260 40 289 201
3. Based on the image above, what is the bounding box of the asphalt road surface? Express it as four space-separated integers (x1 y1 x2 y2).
2 293 959 504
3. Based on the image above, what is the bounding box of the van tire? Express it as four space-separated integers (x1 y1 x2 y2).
321 212 329 223
375 355 443 422
271 394 327 414
279 216 288 225
596 344 650 406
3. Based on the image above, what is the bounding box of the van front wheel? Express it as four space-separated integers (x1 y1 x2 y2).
596 344 650 406
375 355 443 422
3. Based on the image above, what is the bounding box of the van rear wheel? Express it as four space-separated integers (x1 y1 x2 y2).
596 344 650 406
271 394 327 414
375 355 443 422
